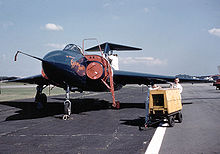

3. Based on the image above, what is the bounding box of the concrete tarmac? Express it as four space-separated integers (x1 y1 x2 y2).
160 83 220 154
0 85 155 154
0 84 219 154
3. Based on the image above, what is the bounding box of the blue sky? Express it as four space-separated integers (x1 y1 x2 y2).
0 0 220 77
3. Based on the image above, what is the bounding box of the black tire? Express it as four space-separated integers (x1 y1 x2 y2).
168 116 175 127
40 93 47 104
35 93 47 109
176 112 183 123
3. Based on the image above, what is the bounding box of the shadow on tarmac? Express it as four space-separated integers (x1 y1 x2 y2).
0 98 145 121
182 102 193 105
120 117 160 129
120 117 145 127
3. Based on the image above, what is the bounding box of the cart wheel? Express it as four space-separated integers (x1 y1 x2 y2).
176 112 183 123
168 116 175 127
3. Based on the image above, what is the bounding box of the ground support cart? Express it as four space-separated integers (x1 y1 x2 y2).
213 79 220 90
148 88 183 127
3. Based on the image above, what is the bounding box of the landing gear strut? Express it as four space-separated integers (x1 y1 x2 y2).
35 85 47 109
63 85 71 120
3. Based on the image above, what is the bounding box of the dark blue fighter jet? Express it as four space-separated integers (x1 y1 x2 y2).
12 39 209 119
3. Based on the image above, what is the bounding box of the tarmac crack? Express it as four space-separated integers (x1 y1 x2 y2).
0 126 29 137
0 133 142 137
0 119 55 137
102 127 120 150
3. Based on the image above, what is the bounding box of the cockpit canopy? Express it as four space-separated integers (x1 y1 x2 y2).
63 44 83 54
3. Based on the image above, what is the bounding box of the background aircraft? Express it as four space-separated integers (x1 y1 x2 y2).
213 66 220 90
10 39 210 119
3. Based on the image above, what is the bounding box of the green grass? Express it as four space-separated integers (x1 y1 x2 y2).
0 83 64 102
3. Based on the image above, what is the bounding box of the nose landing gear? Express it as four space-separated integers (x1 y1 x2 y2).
63 85 71 120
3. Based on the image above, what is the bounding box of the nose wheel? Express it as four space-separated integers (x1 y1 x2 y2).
63 100 71 120
62 85 72 120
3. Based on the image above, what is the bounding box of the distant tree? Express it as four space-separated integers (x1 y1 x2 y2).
0 76 19 81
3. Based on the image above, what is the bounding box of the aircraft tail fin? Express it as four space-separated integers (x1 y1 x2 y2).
85 42 142 54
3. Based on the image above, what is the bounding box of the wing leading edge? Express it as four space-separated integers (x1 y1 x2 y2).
7 74 50 85
113 70 211 85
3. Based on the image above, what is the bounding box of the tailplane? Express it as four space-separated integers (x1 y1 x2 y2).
85 42 142 55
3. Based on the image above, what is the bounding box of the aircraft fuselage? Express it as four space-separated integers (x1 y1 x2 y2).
41 45 120 92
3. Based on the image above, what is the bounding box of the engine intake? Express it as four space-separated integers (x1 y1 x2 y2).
86 61 104 80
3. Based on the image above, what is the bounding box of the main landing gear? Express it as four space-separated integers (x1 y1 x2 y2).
35 85 71 120
63 86 71 120
35 85 47 109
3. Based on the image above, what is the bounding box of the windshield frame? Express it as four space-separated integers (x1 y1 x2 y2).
63 44 83 54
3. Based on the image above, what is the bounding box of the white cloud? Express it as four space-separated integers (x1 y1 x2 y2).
144 8 149 13
46 43 66 49
112 15 120 20
1 21 14 29
103 1 124 8
103 2 110 8
44 23 63 31
119 57 167 66
208 28 220 37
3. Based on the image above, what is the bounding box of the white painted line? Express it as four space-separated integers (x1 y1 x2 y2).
145 123 168 154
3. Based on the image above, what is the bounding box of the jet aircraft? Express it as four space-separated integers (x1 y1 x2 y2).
212 66 220 90
11 39 210 119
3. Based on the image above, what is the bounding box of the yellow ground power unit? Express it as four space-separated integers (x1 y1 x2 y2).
149 88 183 127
